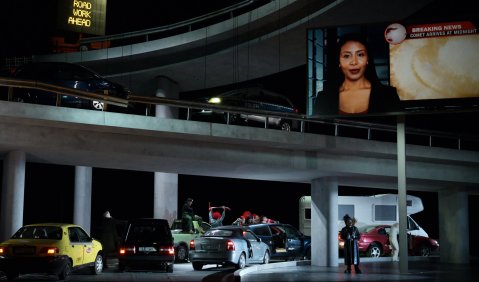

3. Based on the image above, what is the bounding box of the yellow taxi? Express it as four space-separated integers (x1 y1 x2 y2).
0 223 103 280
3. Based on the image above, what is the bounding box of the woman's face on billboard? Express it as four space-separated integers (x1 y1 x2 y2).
339 40 369 82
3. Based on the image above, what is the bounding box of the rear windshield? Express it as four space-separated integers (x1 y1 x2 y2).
125 223 171 241
204 229 237 237
12 226 62 240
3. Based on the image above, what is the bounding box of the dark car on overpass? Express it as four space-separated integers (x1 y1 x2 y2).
8 62 138 113
190 86 300 131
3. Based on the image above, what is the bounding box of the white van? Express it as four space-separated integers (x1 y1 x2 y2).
299 194 429 237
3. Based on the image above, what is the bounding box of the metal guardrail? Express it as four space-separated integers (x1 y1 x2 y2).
79 0 271 47
1 77 478 151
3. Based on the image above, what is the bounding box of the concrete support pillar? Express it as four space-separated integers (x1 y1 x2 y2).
311 177 338 267
73 166 92 233
154 172 178 224
155 76 179 119
154 76 179 224
0 151 26 242
438 189 469 264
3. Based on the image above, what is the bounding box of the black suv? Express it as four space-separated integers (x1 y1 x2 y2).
191 87 299 131
118 218 175 272
8 62 135 113
247 223 311 261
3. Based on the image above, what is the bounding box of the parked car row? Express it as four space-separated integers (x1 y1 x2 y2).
187 222 311 270
0 219 310 280
2 62 301 131
338 224 440 258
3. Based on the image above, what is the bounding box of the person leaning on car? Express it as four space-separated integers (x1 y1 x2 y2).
99 211 120 268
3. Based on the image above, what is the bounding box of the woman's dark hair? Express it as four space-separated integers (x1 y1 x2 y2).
328 33 380 90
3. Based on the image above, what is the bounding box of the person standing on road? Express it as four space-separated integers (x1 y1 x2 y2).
99 211 120 269
389 222 400 261
182 198 195 233
340 214 361 274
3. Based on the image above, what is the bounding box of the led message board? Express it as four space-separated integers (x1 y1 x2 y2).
307 21 479 118
57 0 107 36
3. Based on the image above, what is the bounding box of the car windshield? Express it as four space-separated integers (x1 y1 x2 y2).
12 226 62 240
358 225 379 234
171 221 183 230
126 224 171 242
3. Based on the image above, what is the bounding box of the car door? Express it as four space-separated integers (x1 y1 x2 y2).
244 230 263 262
67 227 85 266
75 227 97 264
248 225 273 253
280 225 304 258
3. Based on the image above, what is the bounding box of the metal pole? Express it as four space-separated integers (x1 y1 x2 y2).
397 115 408 274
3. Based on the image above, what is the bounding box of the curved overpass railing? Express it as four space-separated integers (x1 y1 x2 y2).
79 0 272 49
1 76 478 152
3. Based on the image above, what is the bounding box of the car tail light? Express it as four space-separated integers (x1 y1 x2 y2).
189 240 195 250
226 240 235 251
294 107 299 113
159 246 175 255
119 245 136 255
40 247 59 255
338 234 344 248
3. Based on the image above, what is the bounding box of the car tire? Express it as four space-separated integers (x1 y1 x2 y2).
367 243 382 257
92 100 104 111
280 120 292 131
58 260 72 280
305 248 311 260
90 254 103 274
224 113 238 124
118 262 126 272
175 245 188 262
235 252 246 269
419 245 431 257
192 262 203 270
166 264 174 273
5 271 19 281
263 250 270 264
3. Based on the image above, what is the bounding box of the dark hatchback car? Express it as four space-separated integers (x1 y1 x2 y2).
247 223 311 261
118 218 175 272
191 87 300 131
8 62 135 112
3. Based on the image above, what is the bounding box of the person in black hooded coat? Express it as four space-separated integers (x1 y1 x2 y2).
340 214 361 274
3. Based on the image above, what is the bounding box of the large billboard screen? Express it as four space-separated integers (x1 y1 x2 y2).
307 21 479 118
57 0 107 36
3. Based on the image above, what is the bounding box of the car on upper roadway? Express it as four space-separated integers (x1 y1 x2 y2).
188 225 270 270
118 218 175 273
338 224 440 257
8 61 138 113
0 223 103 280
190 86 300 131
247 223 311 261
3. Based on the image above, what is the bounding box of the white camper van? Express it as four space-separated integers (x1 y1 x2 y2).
299 194 428 237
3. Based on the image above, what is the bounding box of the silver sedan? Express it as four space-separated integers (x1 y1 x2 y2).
189 225 270 270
